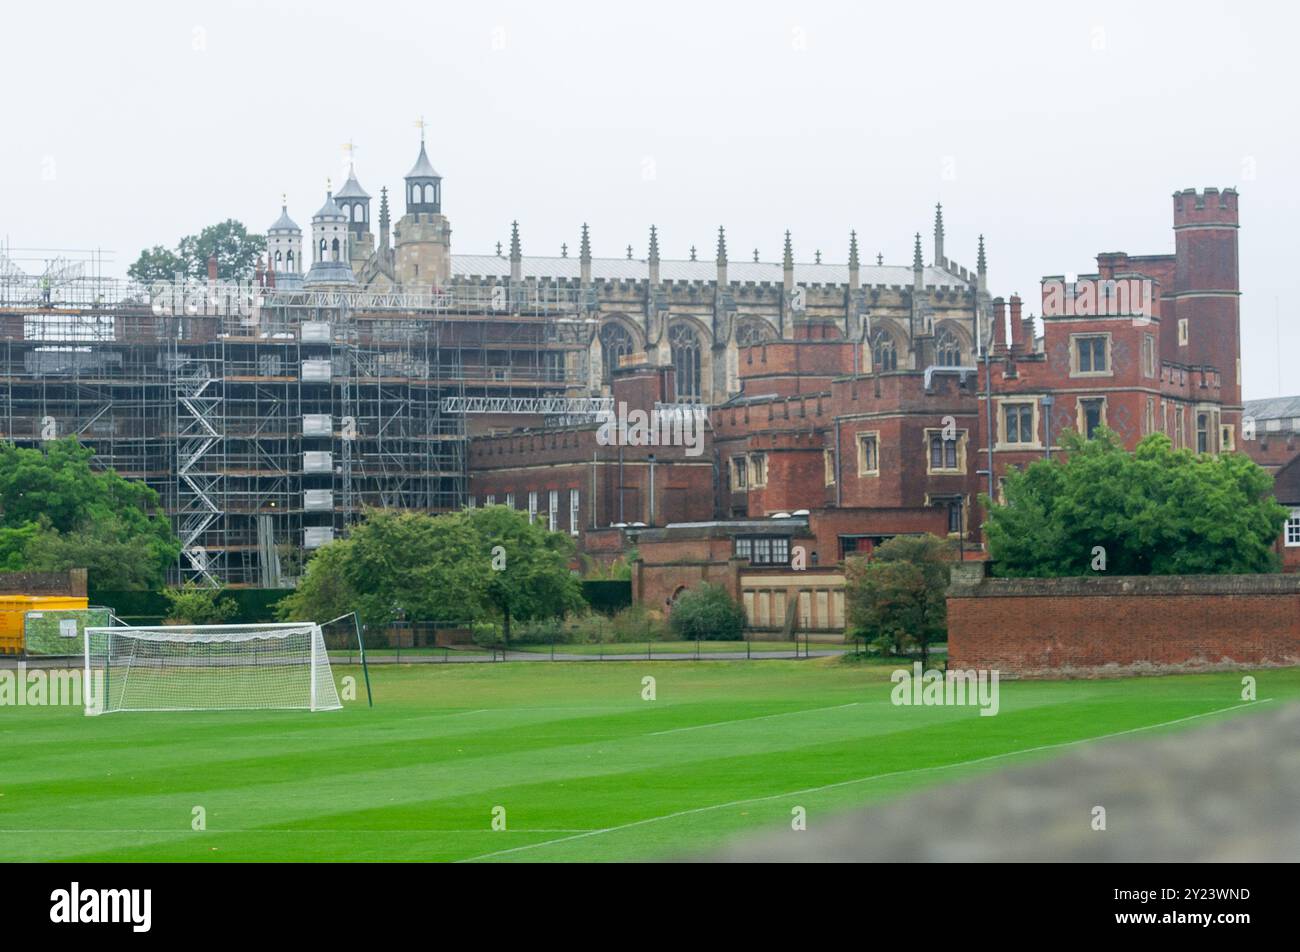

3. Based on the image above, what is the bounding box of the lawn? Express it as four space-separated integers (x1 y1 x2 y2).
0 659 1292 862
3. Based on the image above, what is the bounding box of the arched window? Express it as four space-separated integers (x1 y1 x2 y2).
599 322 634 384
318 238 327 262
286 250 294 271
669 323 702 402
936 329 962 366
274 250 282 270
873 331 898 372
736 320 774 346
331 238 340 262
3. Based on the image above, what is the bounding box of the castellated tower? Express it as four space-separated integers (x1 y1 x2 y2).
1172 187 1241 411
394 135 451 288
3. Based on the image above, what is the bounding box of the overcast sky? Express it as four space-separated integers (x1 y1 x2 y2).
4 0 1295 398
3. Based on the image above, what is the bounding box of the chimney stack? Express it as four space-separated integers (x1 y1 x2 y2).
1008 294 1024 351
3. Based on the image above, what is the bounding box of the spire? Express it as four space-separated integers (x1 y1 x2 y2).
848 229 860 291
753 249 759 262
627 244 633 260
814 250 822 265
977 234 987 293
913 232 923 271
579 223 592 287
378 186 390 254
648 225 660 285
716 226 728 286
509 221 521 282
782 230 794 294
933 202 945 265
690 245 697 262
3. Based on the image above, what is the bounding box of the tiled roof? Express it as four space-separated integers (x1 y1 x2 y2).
1245 395 1300 421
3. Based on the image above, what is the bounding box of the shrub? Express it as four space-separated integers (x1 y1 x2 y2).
609 603 670 643
162 583 238 626
668 583 747 641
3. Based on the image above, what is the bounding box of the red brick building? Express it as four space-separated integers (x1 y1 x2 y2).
467 187 1273 632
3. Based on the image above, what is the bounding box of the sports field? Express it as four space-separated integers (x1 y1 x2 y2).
1 659 1293 862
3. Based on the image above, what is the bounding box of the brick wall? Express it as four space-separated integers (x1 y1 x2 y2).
0 569 87 597
947 571 1300 678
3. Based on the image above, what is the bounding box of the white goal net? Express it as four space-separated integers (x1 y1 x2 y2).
84 623 342 715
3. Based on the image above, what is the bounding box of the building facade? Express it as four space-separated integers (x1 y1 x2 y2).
0 142 1270 604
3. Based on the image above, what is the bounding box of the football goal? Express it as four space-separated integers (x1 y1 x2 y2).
84 623 342 716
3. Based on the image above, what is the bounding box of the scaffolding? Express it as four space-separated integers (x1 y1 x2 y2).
0 262 591 587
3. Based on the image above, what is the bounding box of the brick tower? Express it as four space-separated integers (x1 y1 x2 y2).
1172 187 1241 418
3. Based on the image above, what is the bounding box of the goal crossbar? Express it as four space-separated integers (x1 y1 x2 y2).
84 623 342 715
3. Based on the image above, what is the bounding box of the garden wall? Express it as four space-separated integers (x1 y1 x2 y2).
947 567 1300 678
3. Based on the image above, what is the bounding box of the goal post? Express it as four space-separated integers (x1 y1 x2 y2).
83 623 342 716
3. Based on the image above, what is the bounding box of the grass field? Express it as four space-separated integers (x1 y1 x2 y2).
0 659 1293 862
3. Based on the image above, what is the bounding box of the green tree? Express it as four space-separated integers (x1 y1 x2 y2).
23 517 176 591
275 540 355 625
0 439 179 591
162 583 237 625
128 219 266 283
275 507 584 640
466 506 584 646
844 533 955 666
668 582 747 641
983 429 1287 577
126 245 186 284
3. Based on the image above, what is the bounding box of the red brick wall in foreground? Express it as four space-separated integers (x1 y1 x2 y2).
947 572 1300 678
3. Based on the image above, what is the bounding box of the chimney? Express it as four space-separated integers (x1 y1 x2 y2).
1008 294 1024 351
207 254 218 283
991 297 1007 352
